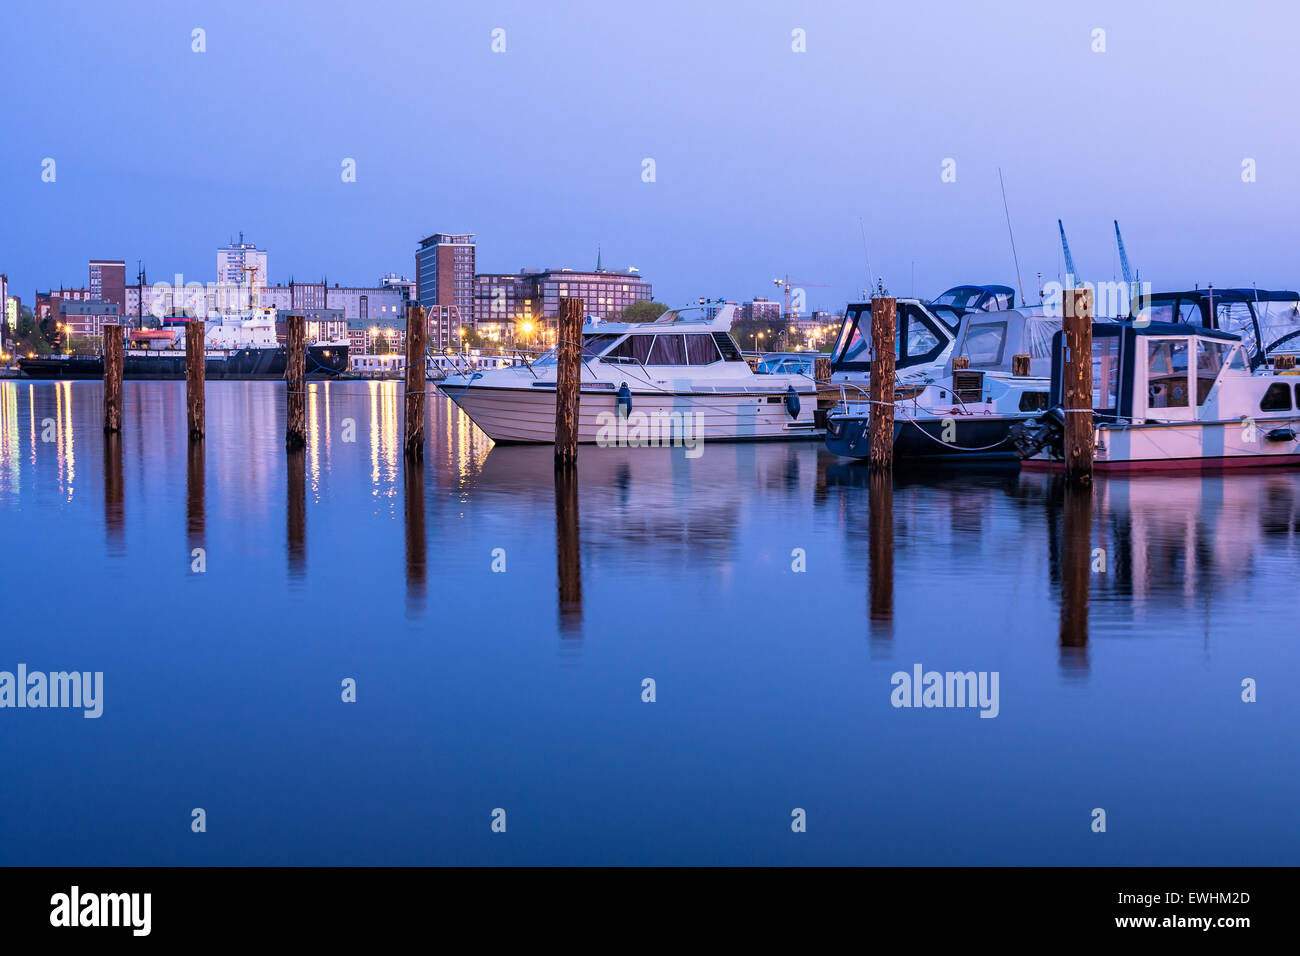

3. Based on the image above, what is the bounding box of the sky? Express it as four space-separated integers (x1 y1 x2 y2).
2 0 1299 312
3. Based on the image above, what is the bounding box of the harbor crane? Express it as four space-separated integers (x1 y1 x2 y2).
1057 220 1078 283
772 274 829 317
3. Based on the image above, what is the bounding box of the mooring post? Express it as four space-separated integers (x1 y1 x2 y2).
555 297 583 467
868 296 896 471
186 319 205 440
1011 353 1031 376
1063 288 1094 484
285 311 306 450
404 303 427 458
103 323 123 433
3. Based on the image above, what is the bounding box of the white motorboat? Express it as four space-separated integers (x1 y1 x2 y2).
1011 321 1300 471
435 304 820 445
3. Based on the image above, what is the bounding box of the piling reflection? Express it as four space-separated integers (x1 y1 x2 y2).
186 439 205 553
404 455 427 615
1059 482 1093 675
287 447 306 579
554 464 583 638
867 469 894 642
103 430 124 555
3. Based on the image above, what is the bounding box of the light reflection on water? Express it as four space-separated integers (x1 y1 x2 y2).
0 379 1297 865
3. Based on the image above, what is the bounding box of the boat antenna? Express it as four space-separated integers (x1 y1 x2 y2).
997 168 1026 306
858 217 874 301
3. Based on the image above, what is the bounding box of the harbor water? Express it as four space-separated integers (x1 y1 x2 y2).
0 379 1296 865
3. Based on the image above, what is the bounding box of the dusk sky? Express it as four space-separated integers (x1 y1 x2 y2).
3 0 1297 310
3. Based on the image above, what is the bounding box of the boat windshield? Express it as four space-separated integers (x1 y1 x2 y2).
1253 298 1300 352
531 333 621 367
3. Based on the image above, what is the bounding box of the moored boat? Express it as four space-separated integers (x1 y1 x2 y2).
1010 321 1300 471
436 303 820 444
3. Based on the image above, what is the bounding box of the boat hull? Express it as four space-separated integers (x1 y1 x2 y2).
438 382 821 444
825 412 1022 460
1024 418 1300 472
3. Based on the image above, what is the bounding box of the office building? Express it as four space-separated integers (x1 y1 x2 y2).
415 233 475 330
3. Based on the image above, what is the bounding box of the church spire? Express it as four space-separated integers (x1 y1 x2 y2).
596 246 602 272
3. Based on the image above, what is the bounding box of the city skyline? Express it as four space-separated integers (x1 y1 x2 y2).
8 2 1297 317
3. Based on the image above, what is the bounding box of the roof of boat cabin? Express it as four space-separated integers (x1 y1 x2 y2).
1095 320 1244 341
1145 288 1300 304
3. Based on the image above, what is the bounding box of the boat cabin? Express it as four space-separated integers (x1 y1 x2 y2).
1047 322 1288 423
943 309 1060 377
1136 289 1300 369
830 299 960 374
755 352 815 376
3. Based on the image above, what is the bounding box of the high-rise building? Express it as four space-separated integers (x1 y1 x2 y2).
217 233 268 294
531 267 652 320
0 274 7 332
415 233 475 330
88 260 126 314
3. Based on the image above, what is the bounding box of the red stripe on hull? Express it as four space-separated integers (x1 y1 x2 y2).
1022 454 1300 473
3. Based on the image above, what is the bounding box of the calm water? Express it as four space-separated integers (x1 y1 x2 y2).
1 379 1297 865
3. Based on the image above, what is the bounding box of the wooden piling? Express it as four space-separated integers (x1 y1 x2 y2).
404 304 427 458
555 297 584 467
103 324 123 433
868 297 896 471
186 320 205 440
1275 353 1296 370
285 312 306 450
1011 353 1031 376
1062 288 1094 484
952 356 970 370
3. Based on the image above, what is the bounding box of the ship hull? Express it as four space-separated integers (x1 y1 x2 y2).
18 344 348 381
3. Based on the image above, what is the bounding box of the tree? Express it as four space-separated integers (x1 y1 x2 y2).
619 300 670 323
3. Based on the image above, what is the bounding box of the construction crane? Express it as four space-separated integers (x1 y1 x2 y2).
772 274 829 317
1057 220 1078 283
1113 220 1133 286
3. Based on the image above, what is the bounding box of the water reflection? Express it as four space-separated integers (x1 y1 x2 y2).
554 464 583 638
287 447 306 580
867 470 894 643
186 439 205 553
103 429 124 555
1059 483 1092 676
404 455 426 615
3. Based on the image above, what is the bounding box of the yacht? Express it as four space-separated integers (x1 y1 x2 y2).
1138 288 1300 368
436 304 820 444
1010 321 1300 471
825 306 1060 460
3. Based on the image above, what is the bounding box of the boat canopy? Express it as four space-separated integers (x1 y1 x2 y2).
1136 288 1300 367
943 309 1060 377
930 285 1016 312
830 300 956 373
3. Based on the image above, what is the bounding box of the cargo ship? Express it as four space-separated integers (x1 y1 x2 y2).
18 307 348 381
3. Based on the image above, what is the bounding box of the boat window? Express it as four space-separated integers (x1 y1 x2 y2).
1147 339 1190 408
647 334 687 365
1019 391 1050 412
1093 337 1121 410
604 335 655 364
963 322 1008 366
905 320 941 360
932 287 985 310
1253 299 1300 352
711 332 746 362
1261 382 1292 411
836 320 869 363
582 333 620 358
1215 302 1258 355
1196 340 1232 404
685 333 721 365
